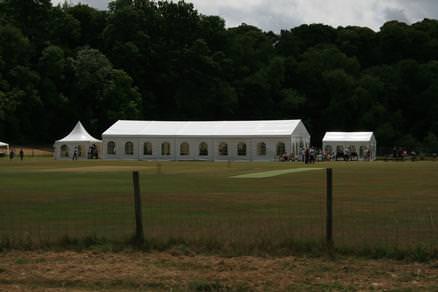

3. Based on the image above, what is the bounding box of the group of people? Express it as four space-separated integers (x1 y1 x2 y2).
72 144 99 160
389 147 416 161
8 147 24 160
279 147 320 163
88 144 99 159
279 146 372 163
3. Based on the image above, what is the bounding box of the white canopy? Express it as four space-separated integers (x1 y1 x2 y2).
0 141 8 147
322 131 376 160
323 132 374 143
56 121 101 143
101 119 310 161
103 120 307 138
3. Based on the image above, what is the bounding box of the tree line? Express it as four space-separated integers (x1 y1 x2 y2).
1 0 438 152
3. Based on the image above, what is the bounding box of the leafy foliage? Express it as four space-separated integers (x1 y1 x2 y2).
0 0 437 151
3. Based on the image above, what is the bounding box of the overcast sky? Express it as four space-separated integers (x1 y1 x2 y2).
53 0 438 31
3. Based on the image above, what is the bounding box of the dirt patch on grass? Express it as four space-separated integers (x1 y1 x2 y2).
15 147 53 156
0 251 437 291
40 165 152 173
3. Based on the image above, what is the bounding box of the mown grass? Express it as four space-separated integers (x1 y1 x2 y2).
0 158 437 259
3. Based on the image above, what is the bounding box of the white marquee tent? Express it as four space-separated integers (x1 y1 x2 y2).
102 120 311 161
322 132 376 160
54 121 102 160
0 141 9 157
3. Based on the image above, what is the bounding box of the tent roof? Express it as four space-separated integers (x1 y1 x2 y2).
56 121 101 143
0 141 8 147
323 132 374 143
102 120 306 137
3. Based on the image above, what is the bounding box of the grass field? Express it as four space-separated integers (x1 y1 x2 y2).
0 158 437 258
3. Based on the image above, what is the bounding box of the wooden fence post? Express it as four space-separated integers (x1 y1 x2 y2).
326 168 334 250
132 171 144 244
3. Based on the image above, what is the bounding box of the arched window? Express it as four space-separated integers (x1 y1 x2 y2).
219 142 228 156
61 145 69 157
107 141 116 155
144 142 152 155
199 142 208 156
161 142 171 156
237 142 247 156
257 142 266 156
276 142 286 156
180 142 190 156
125 142 134 155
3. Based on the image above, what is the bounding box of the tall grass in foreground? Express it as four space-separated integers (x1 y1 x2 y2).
1 233 436 262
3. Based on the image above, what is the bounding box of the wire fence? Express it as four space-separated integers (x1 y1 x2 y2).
0 163 437 256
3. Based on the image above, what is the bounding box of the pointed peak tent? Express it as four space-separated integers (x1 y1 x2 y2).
56 121 101 143
54 121 102 160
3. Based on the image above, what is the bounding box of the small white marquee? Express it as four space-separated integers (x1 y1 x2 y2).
322 132 377 160
54 121 102 160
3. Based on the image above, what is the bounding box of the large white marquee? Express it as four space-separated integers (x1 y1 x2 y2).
102 120 311 161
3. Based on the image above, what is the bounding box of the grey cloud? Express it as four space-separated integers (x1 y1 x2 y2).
384 7 409 23
406 0 438 22
52 0 438 32
213 3 304 32
83 0 108 9
53 0 108 9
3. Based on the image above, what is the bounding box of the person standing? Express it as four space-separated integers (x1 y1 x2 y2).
309 147 315 163
72 147 78 160
304 148 310 164
9 148 15 160
19 148 24 160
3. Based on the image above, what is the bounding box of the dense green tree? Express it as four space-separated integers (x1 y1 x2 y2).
0 0 437 152
423 132 438 152
66 4 107 48
0 24 30 69
70 48 141 132
336 26 377 67
1 0 52 49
